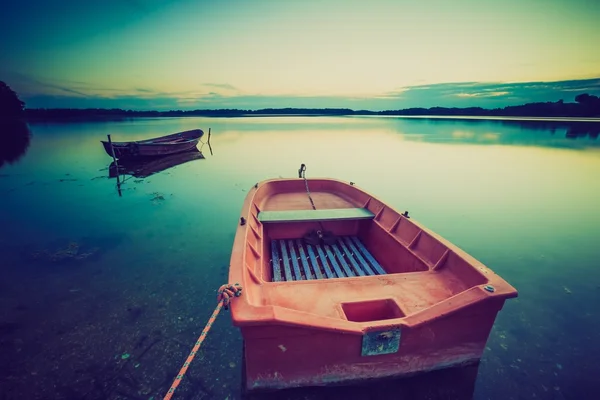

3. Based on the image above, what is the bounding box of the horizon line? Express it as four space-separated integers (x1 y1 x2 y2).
22 96 599 113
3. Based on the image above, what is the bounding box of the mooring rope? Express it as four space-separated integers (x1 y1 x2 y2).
163 283 242 400
298 163 337 245
298 163 317 211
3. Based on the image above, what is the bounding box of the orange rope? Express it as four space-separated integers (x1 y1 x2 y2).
163 283 242 400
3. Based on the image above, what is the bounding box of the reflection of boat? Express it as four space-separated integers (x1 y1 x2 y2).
108 149 205 178
101 129 203 158
229 176 517 393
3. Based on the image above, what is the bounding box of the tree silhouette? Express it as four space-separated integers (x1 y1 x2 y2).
575 93 600 107
574 93 600 116
0 81 25 118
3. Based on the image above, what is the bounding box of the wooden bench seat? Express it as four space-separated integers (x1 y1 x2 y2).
258 208 375 223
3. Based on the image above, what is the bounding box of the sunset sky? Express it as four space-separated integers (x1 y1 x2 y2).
1 0 599 110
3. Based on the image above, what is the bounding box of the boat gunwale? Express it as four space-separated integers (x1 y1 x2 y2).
99 128 203 146
252 177 516 288
229 285 492 335
104 139 200 146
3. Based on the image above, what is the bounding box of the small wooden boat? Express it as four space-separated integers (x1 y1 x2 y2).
101 129 203 159
229 175 518 393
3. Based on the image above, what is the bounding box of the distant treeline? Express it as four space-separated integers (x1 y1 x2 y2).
24 94 600 119
24 107 357 119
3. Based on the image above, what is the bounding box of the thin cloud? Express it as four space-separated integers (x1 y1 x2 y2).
455 91 510 98
374 88 409 99
10 75 600 111
201 83 238 91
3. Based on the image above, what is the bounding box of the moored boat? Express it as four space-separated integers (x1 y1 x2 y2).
228 171 518 393
100 129 203 159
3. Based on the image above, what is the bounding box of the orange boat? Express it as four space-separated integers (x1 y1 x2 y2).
229 168 517 394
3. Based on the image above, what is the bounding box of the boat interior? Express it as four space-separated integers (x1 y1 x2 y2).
146 136 194 144
106 129 202 146
243 179 494 322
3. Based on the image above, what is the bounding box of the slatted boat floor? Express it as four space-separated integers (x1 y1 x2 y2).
270 236 386 282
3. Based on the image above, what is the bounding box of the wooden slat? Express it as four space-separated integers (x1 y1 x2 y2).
328 243 355 277
279 240 294 281
295 239 313 280
258 208 375 223
271 236 384 281
271 240 282 282
316 245 336 278
306 244 323 279
350 236 386 275
337 238 365 276
287 240 303 280
343 236 376 276
324 245 347 278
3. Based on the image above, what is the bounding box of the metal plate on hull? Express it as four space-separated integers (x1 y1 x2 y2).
362 328 402 356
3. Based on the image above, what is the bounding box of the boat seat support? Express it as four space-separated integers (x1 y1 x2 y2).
258 208 375 223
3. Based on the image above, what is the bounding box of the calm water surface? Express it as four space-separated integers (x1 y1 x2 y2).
1 116 599 400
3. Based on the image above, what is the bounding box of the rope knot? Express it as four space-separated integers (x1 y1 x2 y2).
217 283 243 310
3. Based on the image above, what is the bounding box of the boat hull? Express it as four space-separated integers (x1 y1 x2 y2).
229 178 517 393
100 129 203 159
241 300 501 392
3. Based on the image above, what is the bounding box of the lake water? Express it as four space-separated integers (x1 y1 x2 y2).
1 116 599 400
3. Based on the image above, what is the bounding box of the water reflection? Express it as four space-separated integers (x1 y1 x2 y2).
0 119 31 168
107 148 206 197
564 123 600 140
1 116 599 400
108 148 205 179
497 119 600 140
386 117 600 148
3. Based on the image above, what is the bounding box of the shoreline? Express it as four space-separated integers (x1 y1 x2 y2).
23 114 600 123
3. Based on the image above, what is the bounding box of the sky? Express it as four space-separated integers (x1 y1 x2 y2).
1 0 599 110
